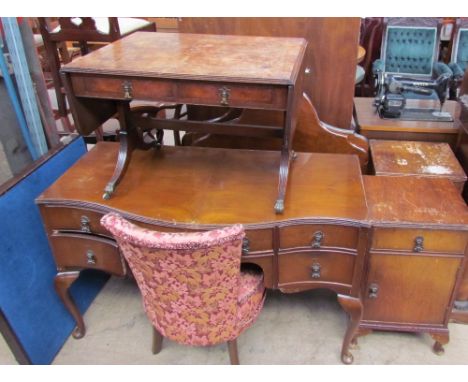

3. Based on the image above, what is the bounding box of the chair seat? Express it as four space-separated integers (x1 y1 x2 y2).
53 17 153 37
237 269 266 331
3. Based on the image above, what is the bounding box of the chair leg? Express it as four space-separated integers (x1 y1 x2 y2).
152 327 163 354
227 339 240 365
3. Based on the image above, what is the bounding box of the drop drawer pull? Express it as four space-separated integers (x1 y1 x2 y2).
86 250 96 265
80 215 91 233
311 262 321 278
311 231 324 248
413 236 424 252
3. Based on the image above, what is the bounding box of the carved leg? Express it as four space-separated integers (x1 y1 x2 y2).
103 102 136 200
430 332 449 356
152 327 163 354
227 339 240 365
274 149 293 214
337 294 363 365
54 271 85 339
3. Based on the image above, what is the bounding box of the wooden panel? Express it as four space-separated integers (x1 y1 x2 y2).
280 224 359 250
178 17 360 129
370 140 467 192
363 252 461 325
372 228 468 254
364 175 468 227
49 233 126 276
278 251 355 291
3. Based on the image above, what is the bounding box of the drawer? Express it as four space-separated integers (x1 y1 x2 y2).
242 229 273 254
71 75 288 110
278 251 355 291
280 225 359 250
40 206 108 236
372 228 468 254
49 233 126 276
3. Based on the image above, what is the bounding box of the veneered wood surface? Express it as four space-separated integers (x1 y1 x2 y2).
37 142 368 226
370 140 467 182
364 252 462 324
364 175 468 227
355 97 460 134
61 32 307 85
178 17 360 129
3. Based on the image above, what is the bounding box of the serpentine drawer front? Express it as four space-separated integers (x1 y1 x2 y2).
49 233 126 277
41 206 108 236
277 250 356 294
279 225 359 250
372 228 468 254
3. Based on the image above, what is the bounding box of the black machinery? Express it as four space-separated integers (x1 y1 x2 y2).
374 73 452 121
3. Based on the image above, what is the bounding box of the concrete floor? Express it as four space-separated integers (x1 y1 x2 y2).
2 277 467 365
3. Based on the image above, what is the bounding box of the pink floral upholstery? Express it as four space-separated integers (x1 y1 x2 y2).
101 212 265 347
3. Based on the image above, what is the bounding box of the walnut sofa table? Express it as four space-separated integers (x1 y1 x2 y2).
61 32 307 213
37 142 368 364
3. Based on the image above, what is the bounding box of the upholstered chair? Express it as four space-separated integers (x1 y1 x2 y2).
100 212 266 364
373 17 452 99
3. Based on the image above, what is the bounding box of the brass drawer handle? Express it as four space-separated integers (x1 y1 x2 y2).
122 80 133 100
311 262 321 279
218 86 230 106
413 236 424 252
242 237 250 255
368 283 379 299
86 250 96 265
80 215 91 233
311 231 324 248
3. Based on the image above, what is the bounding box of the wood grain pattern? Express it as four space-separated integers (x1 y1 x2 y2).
37 142 368 227
62 32 307 85
370 140 467 192
363 175 468 227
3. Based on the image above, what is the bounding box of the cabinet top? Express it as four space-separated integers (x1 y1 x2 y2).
37 142 367 228
364 175 468 228
61 32 307 85
370 140 467 182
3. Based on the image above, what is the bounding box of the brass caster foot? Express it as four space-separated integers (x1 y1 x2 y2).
341 352 354 365
72 326 85 339
433 342 445 356
102 191 111 200
274 200 284 214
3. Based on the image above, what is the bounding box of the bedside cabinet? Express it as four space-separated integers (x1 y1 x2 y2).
358 176 468 355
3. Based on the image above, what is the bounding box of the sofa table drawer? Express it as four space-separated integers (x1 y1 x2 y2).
278 250 356 293
71 75 288 110
49 233 126 276
372 228 468 254
280 225 359 250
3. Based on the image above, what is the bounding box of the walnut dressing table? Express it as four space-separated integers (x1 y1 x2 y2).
37 142 368 364
60 32 307 213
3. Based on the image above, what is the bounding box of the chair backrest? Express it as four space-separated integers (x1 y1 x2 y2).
451 18 468 72
381 17 442 77
100 212 246 346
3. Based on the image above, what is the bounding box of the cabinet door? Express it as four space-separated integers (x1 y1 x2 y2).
364 252 462 325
